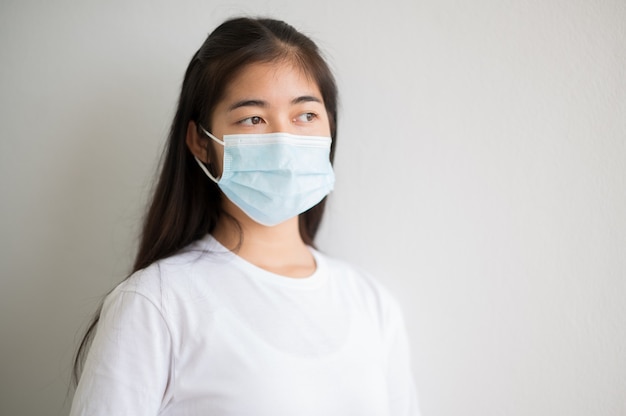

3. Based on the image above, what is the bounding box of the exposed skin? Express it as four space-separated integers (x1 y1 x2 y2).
186 60 331 278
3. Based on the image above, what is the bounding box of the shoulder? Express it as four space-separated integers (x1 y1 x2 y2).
317 250 396 300
109 239 222 309
315 250 405 327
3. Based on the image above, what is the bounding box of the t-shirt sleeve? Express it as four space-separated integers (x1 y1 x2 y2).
384 297 421 416
70 287 172 416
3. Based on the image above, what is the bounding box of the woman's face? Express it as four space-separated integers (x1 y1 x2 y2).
187 59 331 227
208 59 331 173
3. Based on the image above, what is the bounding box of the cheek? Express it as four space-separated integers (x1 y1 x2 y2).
207 140 224 172
206 116 227 171
197 133 223 177
322 113 333 136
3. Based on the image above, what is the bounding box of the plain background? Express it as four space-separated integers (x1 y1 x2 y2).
1 0 625 415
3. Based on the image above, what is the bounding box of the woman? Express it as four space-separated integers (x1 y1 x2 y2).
71 17 419 415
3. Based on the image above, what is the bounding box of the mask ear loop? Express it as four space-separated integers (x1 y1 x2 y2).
193 156 219 183
193 125 225 183
199 125 225 145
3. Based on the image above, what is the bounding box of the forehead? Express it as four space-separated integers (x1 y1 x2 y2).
220 60 323 104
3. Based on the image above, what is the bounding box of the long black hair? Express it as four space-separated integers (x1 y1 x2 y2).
72 17 338 385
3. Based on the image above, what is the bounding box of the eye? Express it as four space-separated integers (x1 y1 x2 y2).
294 112 318 123
238 116 265 126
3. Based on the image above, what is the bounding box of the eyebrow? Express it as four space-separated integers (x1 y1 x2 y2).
227 95 322 112
228 99 267 112
291 95 322 105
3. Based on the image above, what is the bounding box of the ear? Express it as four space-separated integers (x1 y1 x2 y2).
186 121 209 162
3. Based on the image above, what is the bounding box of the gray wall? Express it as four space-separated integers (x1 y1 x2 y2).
1 1 624 415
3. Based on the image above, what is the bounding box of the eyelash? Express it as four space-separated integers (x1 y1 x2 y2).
295 112 318 123
238 116 264 126
236 113 318 126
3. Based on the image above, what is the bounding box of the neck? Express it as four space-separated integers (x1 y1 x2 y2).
212 203 316 278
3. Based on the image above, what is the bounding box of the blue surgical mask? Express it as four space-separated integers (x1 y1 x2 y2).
194 126 335 226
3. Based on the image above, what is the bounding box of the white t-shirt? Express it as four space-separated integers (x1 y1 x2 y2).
70 234 420 415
